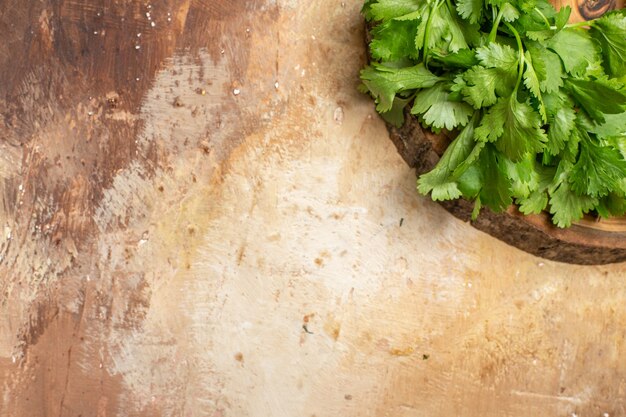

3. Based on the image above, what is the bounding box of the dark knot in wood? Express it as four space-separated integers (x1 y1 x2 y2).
578 0 616 20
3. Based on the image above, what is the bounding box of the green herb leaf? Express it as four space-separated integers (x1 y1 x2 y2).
411 82 474 130
478 144 513 212
456 0 484 23
370 20 420 61
590 11 626 78
570 129 626 198
525 41 564 93
523 50 546 122
360 63 442 112
370 0 422 21
549 163 598 228
474 95 547 161
417 116 480 200
547 28 599 76
565 78 626 124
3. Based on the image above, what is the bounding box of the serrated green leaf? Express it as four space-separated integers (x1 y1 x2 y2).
523 51 546 122
548 164 598 228
546 106 576 155
501 3 520 22
479 144 513 212
590 11 626 78
360 63 442 112
462 65 517 108
517 163 555 214
461 68 500 108
566 78 626 124
411 82 474 130
440 3 470 53
370 19 420 61
416 2 468 54
547 28 600 76
475 42 519 71
431 49 479 69
456 0 483 23
526 30 554 42
417 117 480 200
587 113 626 138
503 153 540 198
370 0 422 21
570 129 626 198
518 190 548 214
525 41 563 93
474 95 547 161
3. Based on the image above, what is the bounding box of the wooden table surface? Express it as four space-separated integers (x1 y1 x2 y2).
1 1 625 416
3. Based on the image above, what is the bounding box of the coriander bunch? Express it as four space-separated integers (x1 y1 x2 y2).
360 0 626 227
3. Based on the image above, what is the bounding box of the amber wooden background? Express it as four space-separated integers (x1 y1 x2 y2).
1 0 625 416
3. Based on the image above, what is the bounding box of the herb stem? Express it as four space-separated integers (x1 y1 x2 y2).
533 7 551 29
488 7 505 43
445 0 454 13
550 20 596 30
423 0 443 67
505 22 525 94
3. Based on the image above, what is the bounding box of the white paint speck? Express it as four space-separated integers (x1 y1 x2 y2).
233 89 241 96
138 231 149 246
311 35 316 40
537 262 545 267
603 413 609 417
151 21 156 27
94 31 98 35
274 82 279 89
135 45 141 50
137 32 142 37
333 107 344 125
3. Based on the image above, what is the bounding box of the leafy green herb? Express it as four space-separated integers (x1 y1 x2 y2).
360 0 626 227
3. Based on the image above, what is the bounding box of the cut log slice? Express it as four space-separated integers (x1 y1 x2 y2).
387 109 626 265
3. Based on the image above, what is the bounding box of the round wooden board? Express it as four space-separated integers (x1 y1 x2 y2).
372 0 626 265
387 111 626 265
